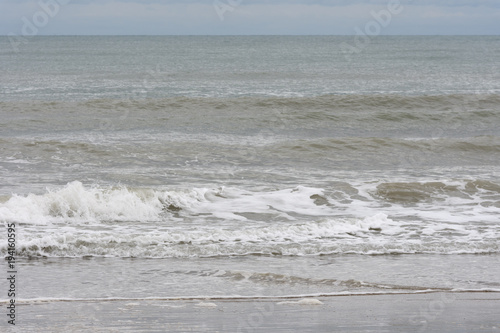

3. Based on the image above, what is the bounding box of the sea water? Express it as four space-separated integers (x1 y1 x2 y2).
1 36 500 306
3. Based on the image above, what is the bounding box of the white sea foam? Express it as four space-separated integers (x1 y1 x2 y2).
1 181 499 257
277 299 323 305
194 302 217 308
10 289 500 306
0 181 334 224
0 181 164 224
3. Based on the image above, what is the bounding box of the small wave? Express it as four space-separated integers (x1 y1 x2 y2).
1 181 499 258
6 217 499 258
375 180 500 204
202 270 439 292
2 93 499 130
268 136 500 155
0 181 165 224
3 288 499 305
0 181 333 224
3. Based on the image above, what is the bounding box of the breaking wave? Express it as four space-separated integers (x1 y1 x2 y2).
1 181 499 258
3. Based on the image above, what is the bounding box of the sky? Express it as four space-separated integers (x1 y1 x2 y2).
1 0 499 36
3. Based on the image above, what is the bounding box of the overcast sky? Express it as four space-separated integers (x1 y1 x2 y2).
1 0 499 35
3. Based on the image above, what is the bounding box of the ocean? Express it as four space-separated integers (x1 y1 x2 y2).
1 35 500 329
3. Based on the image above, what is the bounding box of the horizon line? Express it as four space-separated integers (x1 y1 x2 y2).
2 34 499 37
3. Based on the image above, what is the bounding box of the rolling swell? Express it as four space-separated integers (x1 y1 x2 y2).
3 92 496 111
270 136 500 154
1 93 499 128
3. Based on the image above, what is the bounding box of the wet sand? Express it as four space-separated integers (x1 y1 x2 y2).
4 292 500 332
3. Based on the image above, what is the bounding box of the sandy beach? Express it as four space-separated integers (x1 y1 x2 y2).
3 292 498 332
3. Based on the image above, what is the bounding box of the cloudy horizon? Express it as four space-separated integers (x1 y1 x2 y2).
1 0 499 36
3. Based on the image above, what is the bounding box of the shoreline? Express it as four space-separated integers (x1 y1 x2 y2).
2 289 500 304
3 292 499 332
